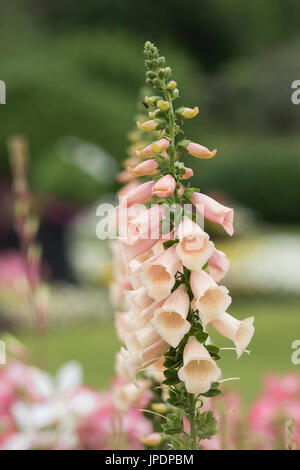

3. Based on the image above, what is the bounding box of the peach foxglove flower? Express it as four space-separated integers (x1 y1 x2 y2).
115 349 131 382
152 174 176 198
117 180 141 198
133 299 164 329
115 312 134 343
120 181 155 207
125 324 161 360
142 339 169 367
113 380 150 413
211 313 254 358
128 159 158 176
116 170 135 184
176 216 214 271
124 286 154 316
121 237 159 262
122 205 164 246
140 245 181 301
208 248 230 282
151 285 191 347
178 336 221 395
186 142 216 159
124 338 169 379
145 357 165 383
191 192 234 236
190 270 231 325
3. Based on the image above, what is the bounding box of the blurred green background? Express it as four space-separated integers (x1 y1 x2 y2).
0 0 300 405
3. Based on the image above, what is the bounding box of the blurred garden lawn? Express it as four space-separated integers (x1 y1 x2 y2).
19 298 300 408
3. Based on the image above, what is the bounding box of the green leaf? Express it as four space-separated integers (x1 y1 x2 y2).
205 345 220 355
194 331 209 344
162 377 181 386
202 388 222 398
163 239 178 250
163 369 179 380
183 187 195 199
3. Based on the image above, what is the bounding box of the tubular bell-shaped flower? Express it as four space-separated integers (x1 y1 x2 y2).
123 286 154 316
121 205 164 246
191 192 234 236
151 285 191 347
120 181 155 207
211 313 255 358
208 248 230 282
140 245 181 301
190 270 231 325
176 216 214 271
152 174 176 198
178 336 221 395
125 324 162 359
128 159 158 177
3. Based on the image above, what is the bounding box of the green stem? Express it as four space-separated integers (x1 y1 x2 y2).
163 86 180 204
188 394 198 450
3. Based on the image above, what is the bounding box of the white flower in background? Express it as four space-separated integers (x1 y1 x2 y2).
7 362 99 450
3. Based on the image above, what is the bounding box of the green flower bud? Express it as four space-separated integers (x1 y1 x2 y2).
172 88 179 99
153 78 162 89
167 80 177 91
137 118 166 131
176 106 199 119
157 100 170 112
146 71 156 79
144 95 163 107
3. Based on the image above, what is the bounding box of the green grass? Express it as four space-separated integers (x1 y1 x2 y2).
17 298 300 408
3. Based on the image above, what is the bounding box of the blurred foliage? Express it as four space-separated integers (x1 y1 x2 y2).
0 10 202 202
0 1 300 221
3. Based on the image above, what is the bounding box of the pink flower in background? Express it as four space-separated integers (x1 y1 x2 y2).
249 374 300 449
78 395 152 450
0 252 27 288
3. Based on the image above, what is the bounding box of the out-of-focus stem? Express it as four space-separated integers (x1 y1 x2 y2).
8 135 48 335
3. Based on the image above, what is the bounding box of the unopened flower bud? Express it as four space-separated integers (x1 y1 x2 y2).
137 119 166 132
180 167 194 180
152 174 176 198
151 403 167 414
178 140 217 159
157 100 170 112
150 138 170 154
153 78 162 88
176 106 199 119
144 96 163 107
141 433 162 448
128 159 158 177
167 80 177 91
172 88 179 99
